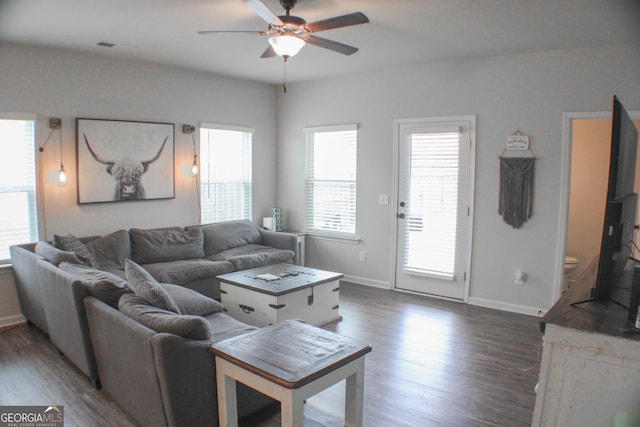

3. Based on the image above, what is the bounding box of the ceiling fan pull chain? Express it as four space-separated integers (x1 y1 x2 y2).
283 60 287 93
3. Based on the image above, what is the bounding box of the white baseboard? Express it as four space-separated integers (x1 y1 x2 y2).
468 296 546 317
0 313 26 329
339 275 546 317
342 275 391 290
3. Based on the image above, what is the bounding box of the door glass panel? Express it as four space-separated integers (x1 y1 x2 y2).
404 131 460 278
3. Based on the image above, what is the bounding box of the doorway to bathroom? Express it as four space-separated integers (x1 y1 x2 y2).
563 113 640 296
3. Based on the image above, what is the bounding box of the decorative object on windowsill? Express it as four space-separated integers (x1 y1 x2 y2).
272 207 283 232
38 117 67 186
498 130 536 229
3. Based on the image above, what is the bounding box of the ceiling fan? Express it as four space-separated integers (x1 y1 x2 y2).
198 0 369 60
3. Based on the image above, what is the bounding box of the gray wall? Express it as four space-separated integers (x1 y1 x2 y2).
276 45 640 315
0 43 278 237
0 43 277 327
2 42 640 323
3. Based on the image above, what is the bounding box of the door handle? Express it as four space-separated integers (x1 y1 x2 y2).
398 213 405 219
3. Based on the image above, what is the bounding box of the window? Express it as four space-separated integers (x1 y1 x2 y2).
0 114 38 261
199 124 253 224
305 124 357 238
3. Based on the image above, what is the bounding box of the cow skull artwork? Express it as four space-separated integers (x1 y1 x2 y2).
83 133 169 201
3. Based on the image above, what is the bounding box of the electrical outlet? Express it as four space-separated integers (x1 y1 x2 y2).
359 251 366 262
515 270 527 286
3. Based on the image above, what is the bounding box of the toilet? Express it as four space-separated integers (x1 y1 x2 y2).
564 256 579 274
564 256 579 288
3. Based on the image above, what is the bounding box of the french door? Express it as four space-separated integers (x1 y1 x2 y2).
394 116 475 300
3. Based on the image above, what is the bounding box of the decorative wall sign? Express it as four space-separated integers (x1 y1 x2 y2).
499 130 535 229
76 118 175 204
505 129 530 150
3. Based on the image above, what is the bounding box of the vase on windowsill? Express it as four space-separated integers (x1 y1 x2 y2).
272 207 283 232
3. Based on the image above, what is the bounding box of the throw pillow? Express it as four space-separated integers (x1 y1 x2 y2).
160 283 223 316
85 229 132 270
125 259 180 314
35 241 83 266
53 233 98 268
119 294 211 341
59 262 132 308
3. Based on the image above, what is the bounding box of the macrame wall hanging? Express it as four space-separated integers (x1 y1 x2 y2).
498 130 536 229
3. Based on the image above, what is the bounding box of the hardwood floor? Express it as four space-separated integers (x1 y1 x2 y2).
0 282 543 426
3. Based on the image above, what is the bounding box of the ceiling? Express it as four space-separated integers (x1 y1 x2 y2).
1 0 639 85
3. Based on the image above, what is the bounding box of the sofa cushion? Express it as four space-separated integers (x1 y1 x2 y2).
53 233 98 267
160 283 223 316
207 244 294 271
188 219 263 256
59 262 132 308
85 229 131 270
119 294 210 340
35 241 84 266
125 260 180 314
130 227 205 264
140 259 234 285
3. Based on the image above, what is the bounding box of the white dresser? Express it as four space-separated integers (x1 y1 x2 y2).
532 258 640 426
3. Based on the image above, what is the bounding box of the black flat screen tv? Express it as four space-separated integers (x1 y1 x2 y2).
590 96 639 304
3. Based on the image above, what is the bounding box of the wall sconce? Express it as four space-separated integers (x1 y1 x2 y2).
38 117 67 186
183 124 198 176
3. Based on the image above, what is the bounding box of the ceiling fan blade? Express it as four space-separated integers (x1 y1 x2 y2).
304 35 359 56
260 45 277 58
244 0 283 25
197 30 263 34
306 12 369 33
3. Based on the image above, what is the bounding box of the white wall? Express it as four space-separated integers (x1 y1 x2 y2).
276 45 640 315
0 43 277 323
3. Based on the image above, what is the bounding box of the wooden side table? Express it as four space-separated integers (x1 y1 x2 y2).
211 320 372 427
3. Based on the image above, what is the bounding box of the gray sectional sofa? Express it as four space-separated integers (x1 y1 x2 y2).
9 219 297 426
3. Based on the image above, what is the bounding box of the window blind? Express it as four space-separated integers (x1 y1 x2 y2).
0 115 38 261
404 131 459 277
305 124 357 238
199 124 253 224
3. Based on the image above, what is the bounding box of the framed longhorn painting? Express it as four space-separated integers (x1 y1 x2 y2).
76 118 175 204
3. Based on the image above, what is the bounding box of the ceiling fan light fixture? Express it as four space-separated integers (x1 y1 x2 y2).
268 34 305 59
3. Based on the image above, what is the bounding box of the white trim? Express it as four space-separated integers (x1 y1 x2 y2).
304 123 357 134
556 109 640 305
199 122 255 134
0 112 37 120
341 274 391 289
0 314 26 329
468 296 546 317
342 275 547 317
306 233 361 244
